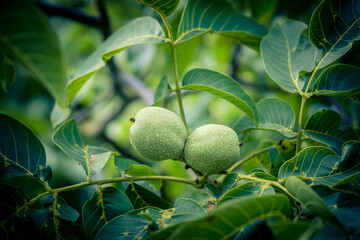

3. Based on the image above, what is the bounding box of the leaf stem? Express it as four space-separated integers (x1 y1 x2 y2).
160 13 188 133
237 174 299 202
227 147 270 172
296 96 307 153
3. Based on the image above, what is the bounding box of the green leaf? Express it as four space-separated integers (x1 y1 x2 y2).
285 176 346 233
314 185 360 237
0 54 15 92
232 115 255 140
312 64 360 102
52 119 115 177
82 187 133 240
66 17 165 104
0 0 67 106
269 140 296 177
136 0 180 17
125 183 173 209
279 142 360 186
176 0 268 50
191 192 216 209
229 0 279 23
0 184 40 239
204 183 220 198
257 98 296 138
182 69 259 123
125 164 162 190
168 194 291 240
249 169 278 181
217 181 275 206
303 110 359 153
309 0 360 69
261 20 319 93
94 214 151 240
166 198 207 226
153 75 173 106
268 221 322 240
114 156 138 174
0 113 49 181
230 220 276 240
218 172 239 198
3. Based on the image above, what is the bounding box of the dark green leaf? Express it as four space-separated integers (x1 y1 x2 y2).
269 140 296 177
177 0 268 50
0 113 48 181
94 214 151 240
168 194 291 240
182 69 259 123
219 173 239 198
217 181 275 206
229 219 275 240
309 0 360 68
312 64 360 102
314 185 360 237
66 17 165 103
232 115 255 140
261 20 319 93
166 198 206 225
268 221 322 240
125 183 172 209
0 0 67 106
52 119 115 177
0 185 40 239
136 0 179 17
205 183 220 198
114 156 138 174
229 0 279 23
285 176 345 233
279 142 360 186
82 187 133 239
153 75 172 107
249 169 278 181
257 98 296 138
191 192 216 209
125 164 162 190
303 110 359 153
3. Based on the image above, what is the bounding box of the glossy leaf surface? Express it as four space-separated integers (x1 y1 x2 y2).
177 0 267 49
182 68 259 123
66 17 165 103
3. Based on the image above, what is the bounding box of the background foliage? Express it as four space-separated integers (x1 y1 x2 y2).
1 0 360 239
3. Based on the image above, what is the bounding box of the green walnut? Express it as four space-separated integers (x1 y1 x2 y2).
184 124 240 174
129 107 187 161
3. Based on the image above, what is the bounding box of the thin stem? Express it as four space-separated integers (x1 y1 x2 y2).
97 184 107 224
237 174 299 202
159 13 188 133
52 175 200 193
227 147 270 172
296 96 307 153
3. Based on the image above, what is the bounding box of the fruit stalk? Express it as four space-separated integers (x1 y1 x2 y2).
160 14 188 133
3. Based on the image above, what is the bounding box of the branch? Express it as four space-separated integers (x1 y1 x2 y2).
32 0 99 28
227 147 270 172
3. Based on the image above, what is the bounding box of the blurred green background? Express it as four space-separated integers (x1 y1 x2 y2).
1 0 359 212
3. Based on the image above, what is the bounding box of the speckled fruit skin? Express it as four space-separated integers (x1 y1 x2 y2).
184 124 240 174
129 107 187 161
